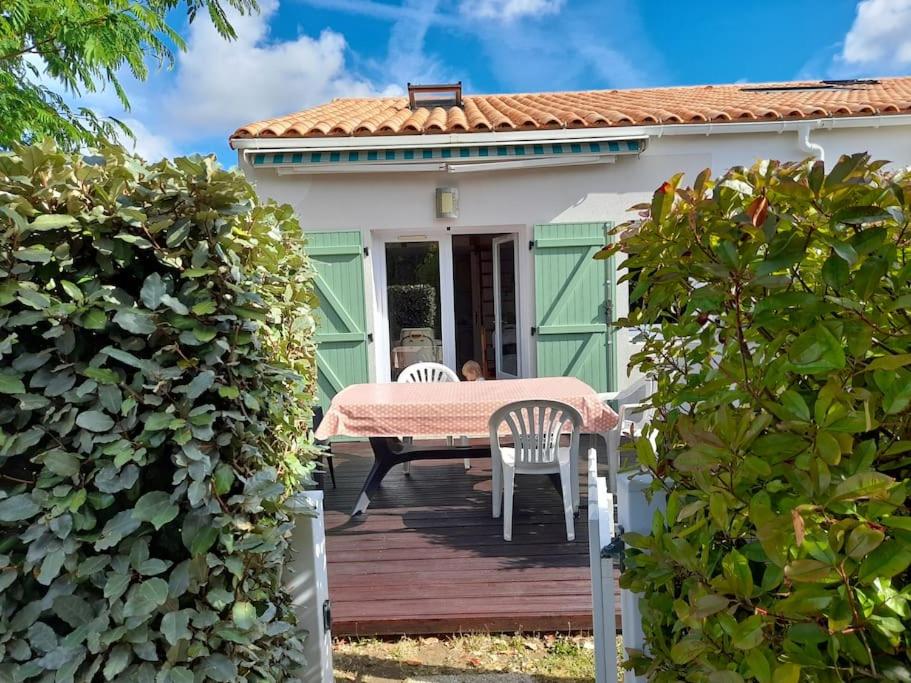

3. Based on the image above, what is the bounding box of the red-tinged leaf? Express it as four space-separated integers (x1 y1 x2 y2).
693 167 712 196
747 195 769 227
650 173 683 224
593 243 621 261
791 508 805 547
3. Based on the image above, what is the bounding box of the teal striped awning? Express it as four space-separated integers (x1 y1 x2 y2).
250 138 644 168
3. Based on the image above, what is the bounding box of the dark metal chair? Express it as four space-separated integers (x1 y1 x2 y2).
312 406 336 489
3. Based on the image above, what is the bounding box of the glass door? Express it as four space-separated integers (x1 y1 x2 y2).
492 235 520 379
384 240 444 380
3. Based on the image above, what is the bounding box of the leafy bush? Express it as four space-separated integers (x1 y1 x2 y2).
388 284 436 331
0 142 318 682
613 155 911 682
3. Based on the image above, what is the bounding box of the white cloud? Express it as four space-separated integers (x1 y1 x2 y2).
303 0 660 92
164 0 396 137
20 55 177 160
833 0 911 74
459 0 564 21
21 1 396 161
461 2 656 92
117 117 177 161
383 0 447 84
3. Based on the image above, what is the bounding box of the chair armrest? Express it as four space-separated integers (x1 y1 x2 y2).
618 402 651 421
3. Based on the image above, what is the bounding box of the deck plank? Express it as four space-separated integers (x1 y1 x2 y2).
323 442 620 636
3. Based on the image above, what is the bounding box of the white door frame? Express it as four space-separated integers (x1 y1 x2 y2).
370 224 532 383
492 235 520 379
371 231 454 383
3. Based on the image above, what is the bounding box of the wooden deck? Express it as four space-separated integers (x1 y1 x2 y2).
323 440 619 636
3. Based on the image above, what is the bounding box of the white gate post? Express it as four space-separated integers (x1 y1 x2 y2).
588 450 618 683
616 472 666 683
285 490 334 683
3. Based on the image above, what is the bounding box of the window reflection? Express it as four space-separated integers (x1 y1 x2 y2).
386 242 442 379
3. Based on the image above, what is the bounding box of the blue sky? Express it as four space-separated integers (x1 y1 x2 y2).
72 0 911 167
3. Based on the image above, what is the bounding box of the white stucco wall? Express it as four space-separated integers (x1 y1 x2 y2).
238 121 911 388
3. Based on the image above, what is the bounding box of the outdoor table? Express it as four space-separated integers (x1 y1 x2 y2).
314 376 620 515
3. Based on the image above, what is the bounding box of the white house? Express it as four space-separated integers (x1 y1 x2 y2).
230 77 911 411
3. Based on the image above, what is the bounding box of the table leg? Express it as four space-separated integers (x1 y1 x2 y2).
351 438 491 517
351 437 401 516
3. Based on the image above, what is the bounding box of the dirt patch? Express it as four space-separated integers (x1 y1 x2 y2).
333 633 616 682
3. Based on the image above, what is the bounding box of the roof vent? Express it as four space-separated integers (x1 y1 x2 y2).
740 78 880 93
408 82 462 109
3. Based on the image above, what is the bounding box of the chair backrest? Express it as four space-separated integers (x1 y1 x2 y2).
623 402 654 436
397 362 459 384
489 400 582 468
311 405 328 447
598 377 653 407
400 328 435 346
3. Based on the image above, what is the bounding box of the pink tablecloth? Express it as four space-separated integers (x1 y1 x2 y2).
314 376 619 439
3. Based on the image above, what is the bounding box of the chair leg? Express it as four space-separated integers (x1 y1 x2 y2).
606 429 624 493
401 436 413 476
560 464 575 542
502 466 515 541
571 451 580 512
327 454 337 489
492 455 502 518
464 458 471 470
608 443 619 494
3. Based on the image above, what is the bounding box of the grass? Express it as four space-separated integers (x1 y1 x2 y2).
333 632 625 682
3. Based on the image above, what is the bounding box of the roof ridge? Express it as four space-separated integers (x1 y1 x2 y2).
312 76 909 105
230 75 911 142
463 76 905 100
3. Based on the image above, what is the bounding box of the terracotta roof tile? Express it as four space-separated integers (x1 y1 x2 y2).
425 106 448 132
446 106 469 131
230 77 911 140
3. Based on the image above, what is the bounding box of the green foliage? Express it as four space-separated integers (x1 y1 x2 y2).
0 0 258 149
0 142 318 681
615 155 911 682
388 284 437 330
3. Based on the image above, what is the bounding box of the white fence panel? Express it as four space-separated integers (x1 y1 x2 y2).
588 449 619 683
616 472 666 683
285 491 334 683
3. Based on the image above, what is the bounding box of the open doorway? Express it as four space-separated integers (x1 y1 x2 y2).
452 233 519 379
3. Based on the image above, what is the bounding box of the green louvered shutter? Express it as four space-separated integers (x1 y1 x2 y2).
533 223 616 392
308 231 370 415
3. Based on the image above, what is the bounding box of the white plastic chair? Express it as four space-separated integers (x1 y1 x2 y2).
397 362 459 384
489 400 582 542
599 378 655 492
396 362 470 472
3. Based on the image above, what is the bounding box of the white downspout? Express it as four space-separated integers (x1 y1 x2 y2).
797 122 825 162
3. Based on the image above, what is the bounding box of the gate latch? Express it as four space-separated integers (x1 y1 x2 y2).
601 524 625 571
323 599 332 632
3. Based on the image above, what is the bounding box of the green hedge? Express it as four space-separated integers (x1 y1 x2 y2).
612 155 911 682
0 142 318 682
388 284 436 331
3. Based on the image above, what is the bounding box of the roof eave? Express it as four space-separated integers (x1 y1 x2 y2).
229 112 911 152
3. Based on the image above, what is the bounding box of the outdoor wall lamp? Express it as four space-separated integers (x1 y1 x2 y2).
435 187 459 219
